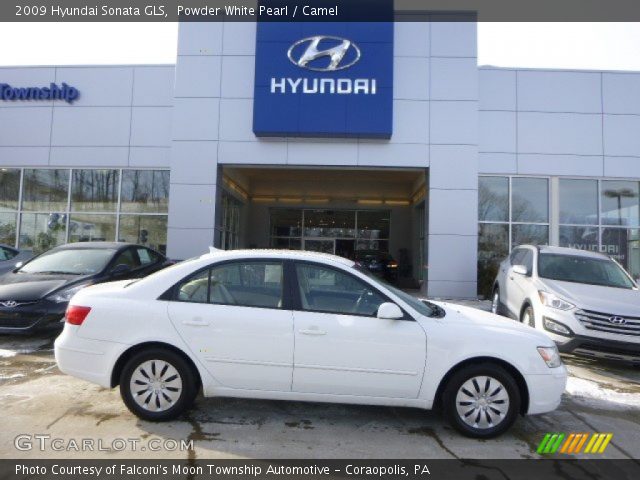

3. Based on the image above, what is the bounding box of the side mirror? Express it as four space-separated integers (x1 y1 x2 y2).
512 265 528 276
377 302 404 320
111 263 132 277
14 261 23 269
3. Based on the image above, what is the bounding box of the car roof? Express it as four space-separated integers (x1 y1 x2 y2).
199 248 355 267
51 241 137 251
520 244 610 260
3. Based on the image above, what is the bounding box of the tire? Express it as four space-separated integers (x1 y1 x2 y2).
442 363 521 438
521 304 535 328
491 287 501 315
119 348 198 421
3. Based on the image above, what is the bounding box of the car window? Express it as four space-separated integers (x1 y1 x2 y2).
521 250 533 274
175 262 284 309
19 248 114 275
538 254 635 289
112 248 140 270
295 263 386 316
509 249 525 266
137 247 159 266
0 247 18 261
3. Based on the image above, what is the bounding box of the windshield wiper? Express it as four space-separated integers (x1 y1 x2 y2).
28 270 82 275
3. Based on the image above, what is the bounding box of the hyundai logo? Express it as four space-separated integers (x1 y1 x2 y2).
0 301 19 308
608 316 627 325
288 36 361 72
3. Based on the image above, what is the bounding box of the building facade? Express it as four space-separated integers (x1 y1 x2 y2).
1 20 640 298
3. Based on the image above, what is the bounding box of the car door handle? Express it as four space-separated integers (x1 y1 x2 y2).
299 329 327 336
182 318 210 327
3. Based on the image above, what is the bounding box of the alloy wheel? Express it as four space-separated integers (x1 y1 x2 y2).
455 376 510 429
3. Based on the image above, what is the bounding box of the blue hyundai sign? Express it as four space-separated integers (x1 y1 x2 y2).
253 12 393 138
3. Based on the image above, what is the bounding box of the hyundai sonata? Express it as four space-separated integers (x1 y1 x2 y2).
55 249 566 438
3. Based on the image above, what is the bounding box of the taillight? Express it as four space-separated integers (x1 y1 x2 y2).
387 261 398 268
65 305 91 325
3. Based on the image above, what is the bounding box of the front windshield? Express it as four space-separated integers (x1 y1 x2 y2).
19 249 115 275
354 265 441 317
538 253 636 289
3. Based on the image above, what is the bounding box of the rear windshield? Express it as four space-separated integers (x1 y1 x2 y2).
538 253 636 289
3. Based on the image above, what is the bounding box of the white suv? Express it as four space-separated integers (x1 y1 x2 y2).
492 245 640 364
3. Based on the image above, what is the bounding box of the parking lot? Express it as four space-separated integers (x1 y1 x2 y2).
1 300 639 460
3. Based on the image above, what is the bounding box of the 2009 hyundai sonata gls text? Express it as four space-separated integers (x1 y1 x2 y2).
55 249 566 438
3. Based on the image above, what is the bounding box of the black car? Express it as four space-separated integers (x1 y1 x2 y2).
0 242 171 334
354 250 399 283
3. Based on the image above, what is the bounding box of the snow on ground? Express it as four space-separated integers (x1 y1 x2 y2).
0 349 17 358
566 376 640 409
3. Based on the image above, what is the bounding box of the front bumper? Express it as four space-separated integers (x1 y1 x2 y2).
557 335 640 364
525 366 567 415
0 300 66 334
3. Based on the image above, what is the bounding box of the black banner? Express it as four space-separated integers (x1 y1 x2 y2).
2 460 640 480
3 0 640 22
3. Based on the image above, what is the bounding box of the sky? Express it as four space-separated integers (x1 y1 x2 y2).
0 22 640 71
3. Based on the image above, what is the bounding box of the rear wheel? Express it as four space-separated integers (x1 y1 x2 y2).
119 348 198 421
521 304 535 328
491 287 501 315
442 363 521 438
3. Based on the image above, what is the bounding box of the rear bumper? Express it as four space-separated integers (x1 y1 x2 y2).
525 366 567 415
557 335 640 364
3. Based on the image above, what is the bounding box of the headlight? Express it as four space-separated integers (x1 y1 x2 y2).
46 284 90 304
537 346 562 368
543 317 572 337
538 291 575 311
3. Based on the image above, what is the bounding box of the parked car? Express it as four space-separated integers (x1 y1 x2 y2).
354 249 399 282
0 242 171 335
55 249 566 438
0 244 33 276
492 245 640 364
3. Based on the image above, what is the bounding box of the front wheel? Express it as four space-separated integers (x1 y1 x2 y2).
442 363 521 438
491 287 501 315
119 348 198 421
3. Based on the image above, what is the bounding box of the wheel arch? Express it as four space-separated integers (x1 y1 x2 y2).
433 356 530 416
110 341 202 389
519 299 534 320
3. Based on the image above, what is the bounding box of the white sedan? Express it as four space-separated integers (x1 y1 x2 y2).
55 249 566 438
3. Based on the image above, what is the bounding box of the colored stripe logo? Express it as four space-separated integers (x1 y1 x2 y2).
537 433 613 455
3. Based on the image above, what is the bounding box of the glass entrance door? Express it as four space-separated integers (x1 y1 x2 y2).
303 239 335 254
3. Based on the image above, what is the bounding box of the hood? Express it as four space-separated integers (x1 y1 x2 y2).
0 272 91 301
433 301 553 344
541 279 640 316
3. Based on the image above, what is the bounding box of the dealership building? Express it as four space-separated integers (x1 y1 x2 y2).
1 17 640 298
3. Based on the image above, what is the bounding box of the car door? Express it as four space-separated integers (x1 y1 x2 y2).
167 260 294 392
291 261 426 399
134 247 165 276
502 248 526 316
510 248 534 312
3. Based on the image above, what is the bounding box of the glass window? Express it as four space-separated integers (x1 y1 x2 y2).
120 170 169 213
512 178 548 223
270 209 302 237
0 246 17 261
305 210 357 238
512 224 549 248
68 214 116 243
0 168 20 211
20 248 114 275
521 249 533 274
209 262 283 308
137 247 159 266
177 269 210 304
19 212 66 254
509 248 526 266
601 180 640 227
71 169 119 212
356 210 389 239
602 228 640 279
119 215 167 255
0 212 17 246
295 263 385 316
478 176 509 222
112 248 139 269
559 226 599 252
560 179 598 225
271 237 302 250
477 223 509 298
22 169 69 211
